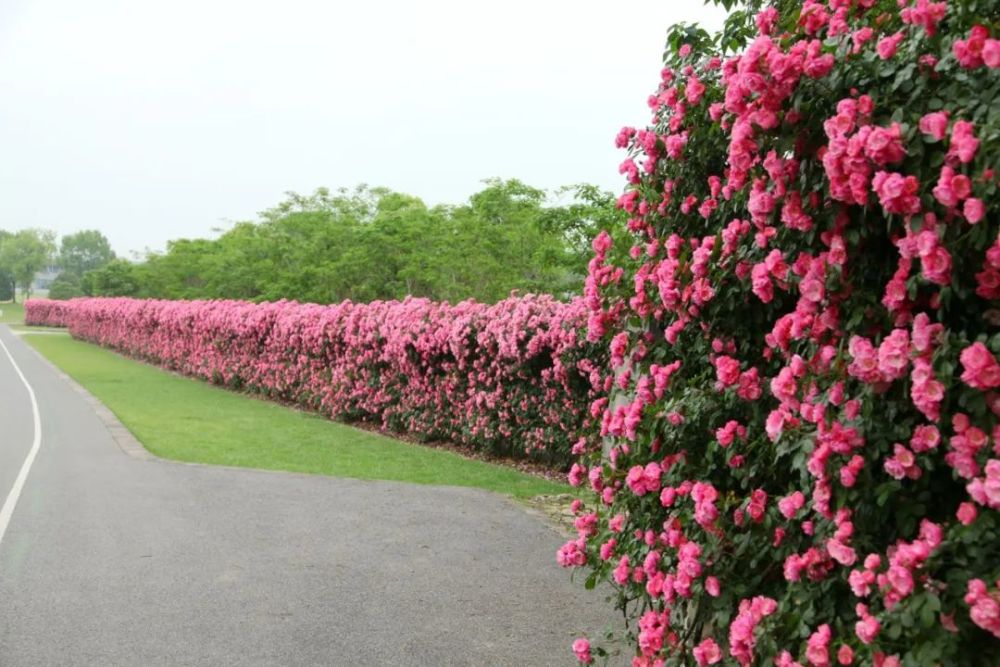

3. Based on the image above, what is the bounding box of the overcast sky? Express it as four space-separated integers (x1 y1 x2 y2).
0 0 725 257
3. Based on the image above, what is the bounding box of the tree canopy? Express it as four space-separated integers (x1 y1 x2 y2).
58 230 115 276
0 229 56 301
79 180 618 303
48 229 116 299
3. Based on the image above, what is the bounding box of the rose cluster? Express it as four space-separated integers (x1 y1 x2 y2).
565 1 999 665
25 296 601 466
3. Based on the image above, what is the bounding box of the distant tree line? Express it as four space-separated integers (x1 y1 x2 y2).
0 229 57 301
2 179 619 305
75 180 620 304
0 228 116 302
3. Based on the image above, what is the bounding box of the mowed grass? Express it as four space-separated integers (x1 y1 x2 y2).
25 334 570 499
0 301 24 324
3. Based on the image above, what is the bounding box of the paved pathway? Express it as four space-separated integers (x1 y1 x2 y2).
0 325 610 666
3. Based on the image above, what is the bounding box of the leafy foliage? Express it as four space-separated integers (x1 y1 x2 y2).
80 180 619 305
0 229 55 301
47 272 87 300
563 1 1000 665
58 229 115 276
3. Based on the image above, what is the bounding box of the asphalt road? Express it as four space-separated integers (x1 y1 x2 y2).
0 325 611 666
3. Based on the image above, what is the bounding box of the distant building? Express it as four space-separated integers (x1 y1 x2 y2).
31 265 60 295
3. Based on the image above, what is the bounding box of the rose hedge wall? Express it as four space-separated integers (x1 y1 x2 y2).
24 299 72 328
25 296 601 466
562 1 1000 666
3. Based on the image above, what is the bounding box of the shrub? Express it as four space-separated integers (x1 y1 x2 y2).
46 272 86 300
25 296 601 467
25 298 72 327
563 1 1000 665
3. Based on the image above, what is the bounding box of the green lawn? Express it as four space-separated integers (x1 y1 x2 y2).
24 333 569 499
0 301 24 324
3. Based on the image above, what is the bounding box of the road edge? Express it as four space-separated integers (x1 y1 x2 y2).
18 331 155 462
0 327 44 546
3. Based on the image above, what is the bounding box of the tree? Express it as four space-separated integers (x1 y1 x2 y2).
0 230 14 301
47 272 85 300
540 184 626 295
0 268 13 301
0 229 56 301
85 259 140 297
58 230 115 276
66 182 617 305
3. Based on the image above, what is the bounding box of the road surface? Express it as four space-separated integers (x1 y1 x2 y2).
0 325 610 666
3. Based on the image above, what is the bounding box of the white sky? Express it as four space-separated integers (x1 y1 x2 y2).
0 0 725 257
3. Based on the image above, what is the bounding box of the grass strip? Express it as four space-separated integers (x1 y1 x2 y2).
0 301 24 324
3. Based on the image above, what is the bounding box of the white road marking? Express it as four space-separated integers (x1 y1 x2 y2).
0 333 42 546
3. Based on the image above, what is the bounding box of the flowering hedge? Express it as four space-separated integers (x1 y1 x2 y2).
25 296 601 466
563 1 1000 665
24 298 72 328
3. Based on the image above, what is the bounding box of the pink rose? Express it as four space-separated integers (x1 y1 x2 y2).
686 75 706 105
877 328 910 380
738 368 762 400
957 501 978 525
852 27 874 52
955 26 992 68
901 0 947 35
751 263 774 303
557 538 587 568
855 614 881 644
965 578 1000 638
960 342 1000 390
827 537 858 566
985 39 1000 68
715 355 741 387
778 491 806 519
933 166 968 207
756 7 779 35
876 32 905 59
873 171 921 215
949 120 980 164
805 53 835 79
919 111 949 141
964 197 986 223
806 624 831 666
572 638 594 664
693 638 722 665
770 366 798 402
864 123 906 165
887 564 914 596
920 245 952 286
910 425 940 452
